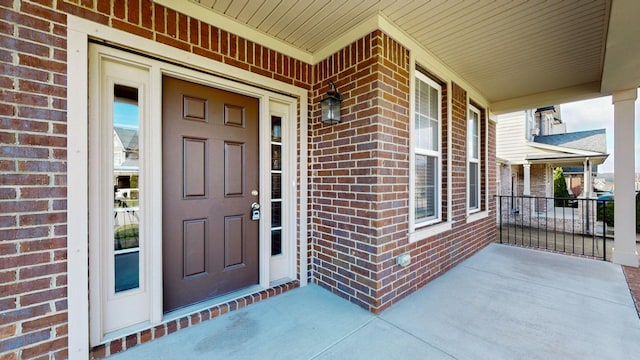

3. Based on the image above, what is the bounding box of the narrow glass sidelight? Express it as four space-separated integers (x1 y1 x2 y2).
271 115 283 256
112 84 140 293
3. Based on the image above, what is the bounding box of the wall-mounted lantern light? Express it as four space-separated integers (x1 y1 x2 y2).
321 81 342 125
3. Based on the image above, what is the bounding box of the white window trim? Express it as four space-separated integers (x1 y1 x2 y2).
409 70 443 236
468 104 481 214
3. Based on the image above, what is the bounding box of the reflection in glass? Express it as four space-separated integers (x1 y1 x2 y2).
271 115 282 142
113 84 140 293
271 144 281 170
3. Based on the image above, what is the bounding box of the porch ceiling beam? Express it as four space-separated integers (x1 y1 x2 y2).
489 81 602 115
601 0 640 94
525 155 608 166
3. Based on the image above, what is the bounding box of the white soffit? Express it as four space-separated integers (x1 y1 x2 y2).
187 0 611 107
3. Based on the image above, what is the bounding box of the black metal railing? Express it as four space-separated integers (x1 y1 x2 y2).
496 195 610 260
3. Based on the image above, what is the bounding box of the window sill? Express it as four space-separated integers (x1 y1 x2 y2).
467 210 488 223
409 221 452 243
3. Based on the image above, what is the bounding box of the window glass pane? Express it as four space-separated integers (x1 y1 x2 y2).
470 111 479 159
271 115 282 142
271 229 282 256
415 78 439 152
470 162 479 209
271 144 281 170
113 84 140 293
426 155 437 216
272 172 281 199
429 86 438 120
272 201 282 227
415 154 437 221
430 119 438 152
416 114 426 149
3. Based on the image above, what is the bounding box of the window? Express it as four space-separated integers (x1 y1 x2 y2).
271 115 283 256
468 105 480 211
414 73 441 225
113 85 141 293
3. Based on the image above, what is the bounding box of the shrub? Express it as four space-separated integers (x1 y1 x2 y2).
597 200 615 227
597 192 640 232
114 224 139 249
554 168 570 207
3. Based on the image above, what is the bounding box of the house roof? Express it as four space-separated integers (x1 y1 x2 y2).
115 157 139 171
563 166 598 174
114 127 139 152
533 129 607 154
168 0 640 112
525 153 608 166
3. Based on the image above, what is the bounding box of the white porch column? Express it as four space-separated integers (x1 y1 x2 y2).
545 165 553 197
611 89 638 267
523 163 531 196
583 158 592 198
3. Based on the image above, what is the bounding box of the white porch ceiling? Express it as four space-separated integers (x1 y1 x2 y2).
189 0 640 112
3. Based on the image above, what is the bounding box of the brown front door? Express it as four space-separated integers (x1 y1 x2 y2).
162 76 260 312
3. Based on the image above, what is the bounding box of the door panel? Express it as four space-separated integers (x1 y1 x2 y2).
224 142 244 196
183 138 207 198
183 219 207 277
162 76 260 312
224 215 245 268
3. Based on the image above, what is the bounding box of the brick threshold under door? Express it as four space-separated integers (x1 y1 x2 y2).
90 280 300 359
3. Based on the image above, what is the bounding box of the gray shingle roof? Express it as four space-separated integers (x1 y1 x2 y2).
114 127 139 152
533 129 606 153
562 166 598 174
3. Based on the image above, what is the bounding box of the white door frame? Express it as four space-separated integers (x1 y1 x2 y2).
68 16 308 358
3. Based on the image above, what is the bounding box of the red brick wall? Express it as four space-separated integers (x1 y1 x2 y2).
1 2 70 359
369 82 496 313
530 164 548 197
310 31 411 309
311 41 496 313
1 0 497 357
0 1 311 358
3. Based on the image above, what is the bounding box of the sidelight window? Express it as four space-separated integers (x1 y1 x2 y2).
271 115 283 256
112 84 141 293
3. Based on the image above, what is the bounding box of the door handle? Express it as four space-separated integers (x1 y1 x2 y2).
251 202 260 221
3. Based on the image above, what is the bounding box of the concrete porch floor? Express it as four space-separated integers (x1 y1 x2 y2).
108 244 640 359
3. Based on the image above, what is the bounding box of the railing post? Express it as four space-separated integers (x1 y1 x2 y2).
499 195 503 244
602 200 607 261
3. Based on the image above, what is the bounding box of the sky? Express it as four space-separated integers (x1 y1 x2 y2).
560 89 640 173
113 102 139 129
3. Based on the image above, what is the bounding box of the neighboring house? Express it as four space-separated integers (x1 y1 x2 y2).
497 106 608 200
113 126 139 193
113 126 139 171
1 1 638 360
